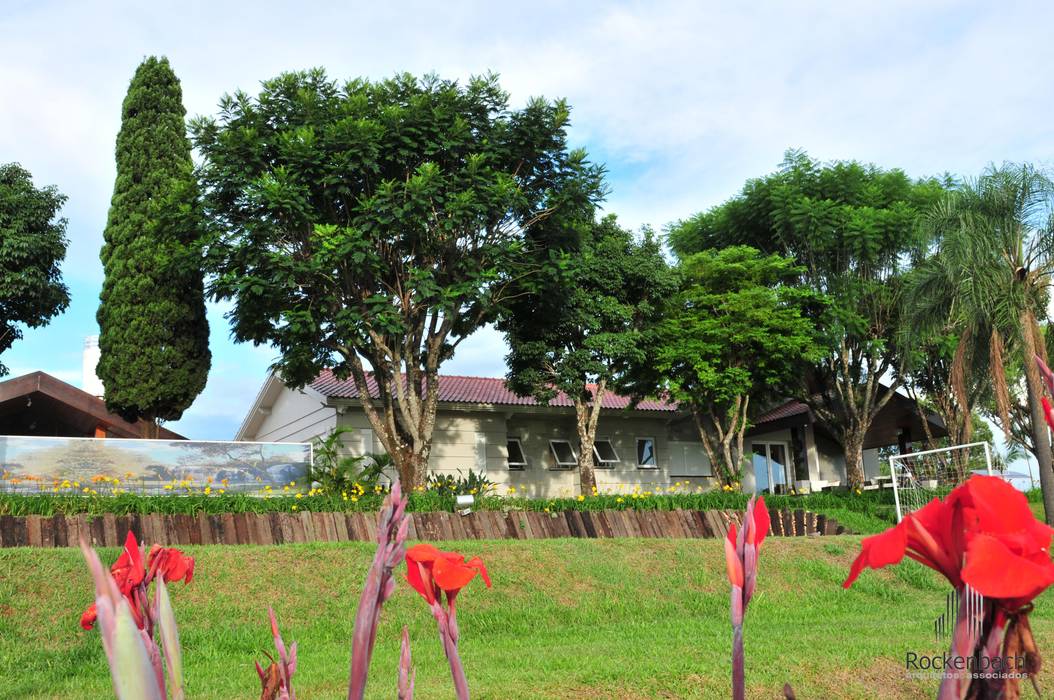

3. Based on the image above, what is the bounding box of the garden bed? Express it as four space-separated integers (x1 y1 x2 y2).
0 506 849 548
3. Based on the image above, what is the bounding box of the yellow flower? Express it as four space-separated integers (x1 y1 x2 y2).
73 481 80 488
543 507 550 513
289 481 296 487
204 486 212 495
351 496 358 503
82 487 90 493
291 504 298 511
577 494 585 502
295 492 304 499
507 486 517 495
616 497 624 503
343 494 349 501
164 484 174 490
218 489 225 494
283 485 290 492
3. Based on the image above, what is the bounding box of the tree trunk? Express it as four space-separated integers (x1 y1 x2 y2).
575 401 597 495
393 449 429 491
1021 310 1054 525
843 428 866 490
140 418 160 440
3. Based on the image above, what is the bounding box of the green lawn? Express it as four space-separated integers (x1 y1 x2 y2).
2 537 1052 699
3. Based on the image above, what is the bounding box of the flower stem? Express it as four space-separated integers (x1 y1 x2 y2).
442 625 471 700
732 623 744 700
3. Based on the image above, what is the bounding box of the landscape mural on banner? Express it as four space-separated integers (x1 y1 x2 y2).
0 436 312 493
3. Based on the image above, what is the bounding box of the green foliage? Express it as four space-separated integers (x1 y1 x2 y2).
668 150 947 486
648 246 825 483
308 428 364 491
96 56 210 426
191 70 602 486
501 216 675 405
0 163 69 376
308 428 395 492
908 164 1054 521
426 469 495 496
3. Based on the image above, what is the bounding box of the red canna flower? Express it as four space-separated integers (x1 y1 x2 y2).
80 530 197 633
724 497 770 589
844 474 1054 610
405 544 490 605
110 530 146 595
405 543 490 700
79 603 97 631
147 544 195 584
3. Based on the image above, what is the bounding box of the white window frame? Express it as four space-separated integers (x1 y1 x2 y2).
592 438 620 468
636 437 658 469
548 439 578 469
506 438 527 470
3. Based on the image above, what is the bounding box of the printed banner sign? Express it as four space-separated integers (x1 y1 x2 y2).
0 435 312 493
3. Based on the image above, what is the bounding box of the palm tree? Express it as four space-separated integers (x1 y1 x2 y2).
912 164 1054 523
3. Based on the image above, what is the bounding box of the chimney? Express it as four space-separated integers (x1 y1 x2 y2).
83 336 105 398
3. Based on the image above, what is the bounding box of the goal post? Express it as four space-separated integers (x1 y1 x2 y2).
888 442 993 522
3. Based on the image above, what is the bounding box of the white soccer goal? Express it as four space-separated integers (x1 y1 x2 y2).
888 442 993 522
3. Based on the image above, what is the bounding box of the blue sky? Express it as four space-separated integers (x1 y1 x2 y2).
3 1 1054 441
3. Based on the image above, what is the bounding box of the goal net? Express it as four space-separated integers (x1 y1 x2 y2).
888 442 993 522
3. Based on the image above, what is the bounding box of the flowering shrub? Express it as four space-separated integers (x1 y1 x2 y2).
724 497 770 700
77 480 495 700
405 543 491 699
79 533 189 699
80 531 194 633
844 474 1053 697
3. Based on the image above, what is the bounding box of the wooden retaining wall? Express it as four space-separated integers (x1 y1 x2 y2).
0 508 847 548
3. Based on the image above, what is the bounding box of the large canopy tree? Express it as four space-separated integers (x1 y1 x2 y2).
648 246 825 485
192 71 602 488
669 151 945 489
0 163 69 375
500 215 676 493
901 251 994 479
910 164 1054 523
97 56 211 436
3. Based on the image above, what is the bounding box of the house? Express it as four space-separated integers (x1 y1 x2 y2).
236 371 946 497
0 370 184 439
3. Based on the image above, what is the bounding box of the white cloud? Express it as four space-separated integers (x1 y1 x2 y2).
5 0 1054 438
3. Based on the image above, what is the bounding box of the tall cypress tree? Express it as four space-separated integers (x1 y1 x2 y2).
97 56 210 436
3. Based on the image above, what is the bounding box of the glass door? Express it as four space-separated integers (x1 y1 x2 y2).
751 443 792 494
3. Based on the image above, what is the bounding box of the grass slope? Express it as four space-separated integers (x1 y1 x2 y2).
2 537 1052 699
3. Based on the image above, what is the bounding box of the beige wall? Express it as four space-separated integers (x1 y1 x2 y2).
248 387 863 495
330 403 716 497
252 388 336 444
814 432 846 484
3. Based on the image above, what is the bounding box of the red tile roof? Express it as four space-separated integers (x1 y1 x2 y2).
310 371 678 412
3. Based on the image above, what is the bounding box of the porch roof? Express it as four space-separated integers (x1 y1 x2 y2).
748 390 947 450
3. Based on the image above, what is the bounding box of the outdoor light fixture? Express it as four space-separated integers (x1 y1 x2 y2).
456 494 475 515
